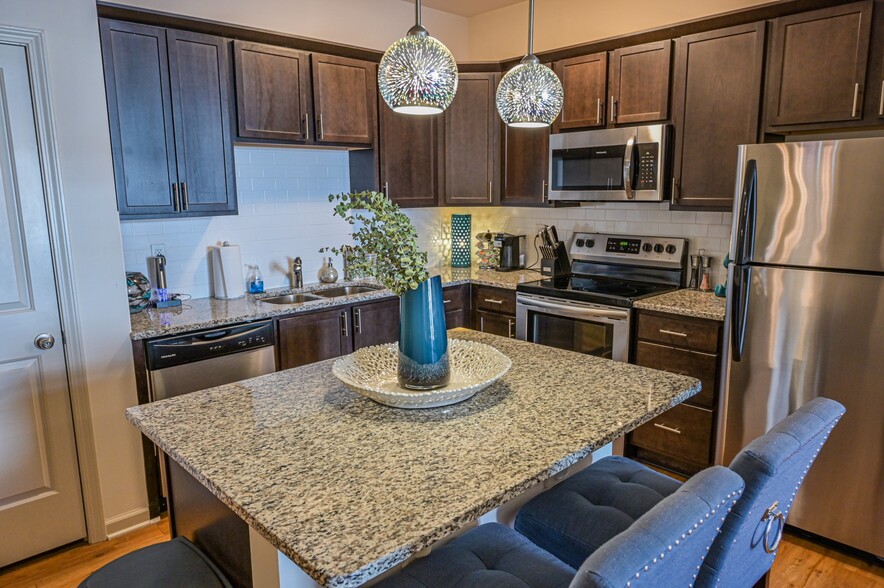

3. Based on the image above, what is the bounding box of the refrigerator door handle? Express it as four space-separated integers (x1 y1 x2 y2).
734 159 757 265
730 265 751 362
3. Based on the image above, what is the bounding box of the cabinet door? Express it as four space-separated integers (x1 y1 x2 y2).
278 309 351 370
379 105 440 208
443 73 499 205
167 30 237 215
233 41 311 142
671 23 765 210
766 1 873 126
475 311 515 339
99 19 178 217
500 124 549 206
353 298 400 350
312 54 377 145
609 40 672 125
553 52 607 130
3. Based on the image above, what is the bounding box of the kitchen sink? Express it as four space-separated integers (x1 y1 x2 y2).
313 285 383 298
257 293 323 304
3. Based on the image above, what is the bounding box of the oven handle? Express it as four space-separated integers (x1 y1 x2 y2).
517 296 629 321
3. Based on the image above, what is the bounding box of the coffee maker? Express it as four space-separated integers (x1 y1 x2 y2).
493 233 526 271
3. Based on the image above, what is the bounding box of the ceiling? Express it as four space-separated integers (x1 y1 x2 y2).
403 0 525 18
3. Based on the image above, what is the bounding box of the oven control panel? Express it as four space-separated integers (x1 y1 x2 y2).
570 232 687 268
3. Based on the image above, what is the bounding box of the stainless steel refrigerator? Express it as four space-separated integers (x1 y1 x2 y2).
721 137 884 557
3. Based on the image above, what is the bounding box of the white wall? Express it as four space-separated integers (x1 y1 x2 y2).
0 0 147 535
121 147 354 297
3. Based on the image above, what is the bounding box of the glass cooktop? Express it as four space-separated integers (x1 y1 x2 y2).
516 275 678 308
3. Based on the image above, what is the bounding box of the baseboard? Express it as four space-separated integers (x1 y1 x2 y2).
104 507 152 539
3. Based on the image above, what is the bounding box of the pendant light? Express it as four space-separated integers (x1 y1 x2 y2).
496 0 563 127
378 0 458 115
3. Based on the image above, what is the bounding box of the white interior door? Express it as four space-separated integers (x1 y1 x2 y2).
0 42 85 567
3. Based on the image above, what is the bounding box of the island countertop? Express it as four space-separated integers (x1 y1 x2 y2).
125 329 700 588
129 267 541 340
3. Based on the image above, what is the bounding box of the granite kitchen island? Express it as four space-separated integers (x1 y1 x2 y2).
126 329 701 588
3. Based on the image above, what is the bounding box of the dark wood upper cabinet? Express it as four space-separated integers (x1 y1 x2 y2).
443 73 499 206
500 125 549 206
233 41 311 142
312 54 377 145
167 30 236 214
379 105 441 208
609 40 672 125
352 298 400 350
670 22 765 210
100 19 236 219
765 1 873 127
553 52 607 130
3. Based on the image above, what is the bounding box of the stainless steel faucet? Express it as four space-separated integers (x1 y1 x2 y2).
292 257 303 289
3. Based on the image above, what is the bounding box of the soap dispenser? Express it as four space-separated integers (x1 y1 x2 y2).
319 259 339 284
247 265 264 294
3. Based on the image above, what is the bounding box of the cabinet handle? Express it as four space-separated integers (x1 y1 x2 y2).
596 97 602 124
341 311 348 337
171 182 180 212
879 80 883 117
479 315 485 332
354 308 362 333
659 329 687 337
542 180 547 202
671 177 679 204
384 181 390 197
610 96 616 123
303 113 310 141
508 319 514 338
318 113 324 139
443 299 452 304
851 83 860 118
488 181 493 203
181 182 189 211
484 298 504 305
653 423 682 435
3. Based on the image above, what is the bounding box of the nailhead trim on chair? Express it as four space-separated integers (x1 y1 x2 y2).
623 489 744 587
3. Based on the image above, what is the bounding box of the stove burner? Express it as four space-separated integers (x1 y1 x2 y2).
517 274 679 307
570 277 641 297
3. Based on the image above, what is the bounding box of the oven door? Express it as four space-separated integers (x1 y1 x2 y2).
516 293 630 362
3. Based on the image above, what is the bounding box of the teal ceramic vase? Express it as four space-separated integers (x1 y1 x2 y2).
398 275 449 390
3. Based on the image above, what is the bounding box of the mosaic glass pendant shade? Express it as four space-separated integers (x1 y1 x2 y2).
378 1 458 115
450 214 472 267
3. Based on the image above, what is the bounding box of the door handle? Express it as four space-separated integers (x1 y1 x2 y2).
341 311 348 337
596 97 601 124
507 319 514 338
610 96 616 123
318 113 324 139
34 333 56 350
172 183 180 212
671 177 679 204
303 113 310 141
181 182 189 211
488 181 493 203
384 181 390 197
354 308 362 333
879 80 884 117
851 82 860 118
542 180 547 202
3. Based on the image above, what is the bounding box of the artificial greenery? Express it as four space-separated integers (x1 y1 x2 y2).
320 191 429 296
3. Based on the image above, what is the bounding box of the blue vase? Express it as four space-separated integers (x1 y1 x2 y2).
398 275 450 390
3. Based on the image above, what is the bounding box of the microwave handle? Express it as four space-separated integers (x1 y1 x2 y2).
623 134 636 200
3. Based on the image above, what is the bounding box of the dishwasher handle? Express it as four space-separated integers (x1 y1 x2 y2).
147 321 274 370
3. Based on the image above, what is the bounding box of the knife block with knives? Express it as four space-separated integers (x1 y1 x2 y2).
538 225 572 278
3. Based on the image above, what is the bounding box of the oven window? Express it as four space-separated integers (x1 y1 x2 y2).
529 312 614 358
551 146 626 191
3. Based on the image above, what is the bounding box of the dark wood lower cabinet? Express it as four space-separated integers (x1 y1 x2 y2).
277 307 352 370
475 311 515 338
352 297 399 349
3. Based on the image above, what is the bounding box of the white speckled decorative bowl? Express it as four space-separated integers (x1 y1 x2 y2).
332 339 512 409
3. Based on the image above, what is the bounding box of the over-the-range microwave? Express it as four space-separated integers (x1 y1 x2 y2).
548 123 670 202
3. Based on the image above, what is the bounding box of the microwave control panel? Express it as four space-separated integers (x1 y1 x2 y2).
634 144 659 190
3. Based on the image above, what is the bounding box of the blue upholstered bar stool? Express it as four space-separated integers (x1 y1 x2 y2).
78 536 232 588
376 466 744 588
515 397 845 587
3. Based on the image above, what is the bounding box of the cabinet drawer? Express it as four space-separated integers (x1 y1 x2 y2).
630 404 713 466
637 312 720 353
476 311 516 338
635 341 718 408
474 285 516 315
442 285 466 312
445 309 466 329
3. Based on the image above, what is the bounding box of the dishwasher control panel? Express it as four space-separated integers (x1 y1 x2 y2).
146 321 275 370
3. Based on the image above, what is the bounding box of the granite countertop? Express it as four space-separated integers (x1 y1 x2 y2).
634 289 727 322
129 268 542 340
126 329 700 588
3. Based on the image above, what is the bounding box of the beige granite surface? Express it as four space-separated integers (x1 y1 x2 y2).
634 289 727 322
129 268 542 340
126 329 700 588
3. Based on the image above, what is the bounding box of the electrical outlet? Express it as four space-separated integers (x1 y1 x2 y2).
150 243 166 258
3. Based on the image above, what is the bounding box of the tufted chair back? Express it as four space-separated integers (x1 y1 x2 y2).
698 397 845 587
570 466 744 588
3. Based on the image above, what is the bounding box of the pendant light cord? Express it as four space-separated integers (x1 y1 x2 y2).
527 0 535 56
415 0 422 27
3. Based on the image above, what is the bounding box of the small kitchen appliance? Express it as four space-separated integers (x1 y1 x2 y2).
517 232 688 362
151 253 180 308
493 233 526 271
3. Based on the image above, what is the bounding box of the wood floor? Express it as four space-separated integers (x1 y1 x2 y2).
0 518 880 587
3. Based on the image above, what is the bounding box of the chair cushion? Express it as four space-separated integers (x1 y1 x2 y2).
79 536 232 588
376 523 575 588
515 456 682 569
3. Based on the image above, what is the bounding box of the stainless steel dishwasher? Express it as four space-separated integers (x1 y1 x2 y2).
146 321 276 401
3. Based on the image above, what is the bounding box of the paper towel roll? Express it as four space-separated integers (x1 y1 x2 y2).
212 243 245 299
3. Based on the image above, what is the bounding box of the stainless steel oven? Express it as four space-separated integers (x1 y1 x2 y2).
548 124 670 202
516 293 630 362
